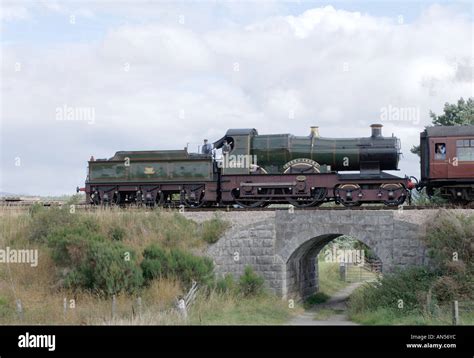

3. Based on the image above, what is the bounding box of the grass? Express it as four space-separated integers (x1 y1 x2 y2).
349 306 474 325
189 291 298 325
347 211 474 325
318 261 349 297
313 308 344 320
0 207 298 325
303 261 350 308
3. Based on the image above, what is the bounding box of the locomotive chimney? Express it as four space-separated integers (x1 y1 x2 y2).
370 124 383 138
310 126 320 138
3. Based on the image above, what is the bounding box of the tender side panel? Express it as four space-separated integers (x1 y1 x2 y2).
89 160 214 182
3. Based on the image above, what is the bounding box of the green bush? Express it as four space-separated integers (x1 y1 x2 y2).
108 226 126 241
43 215 142 296
200 217 229 244
28 207 77 242
141 244 214 286
238 266 264 297
348 267 436 315
215 274 236 294
61 240 143 296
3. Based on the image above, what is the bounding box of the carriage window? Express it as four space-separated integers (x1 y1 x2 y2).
456 139 474 161
434 143 446 160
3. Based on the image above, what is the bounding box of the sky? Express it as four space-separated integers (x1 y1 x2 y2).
0 0 473 196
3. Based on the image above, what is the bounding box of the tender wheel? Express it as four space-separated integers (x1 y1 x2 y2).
181 186 206 208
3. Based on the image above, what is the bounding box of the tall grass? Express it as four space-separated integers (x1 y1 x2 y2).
348 211 474 325
0 207 296 325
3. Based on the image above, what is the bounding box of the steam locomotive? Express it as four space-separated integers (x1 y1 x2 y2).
80 124 474 208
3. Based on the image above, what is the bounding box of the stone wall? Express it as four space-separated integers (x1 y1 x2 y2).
181 209 470 300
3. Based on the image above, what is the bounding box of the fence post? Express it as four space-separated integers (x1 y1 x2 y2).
176 298 187 321
16 299 23 321
63 297 67 319
452 300 459 325
112 295 116 321
137 297 142 319
339 262 346 282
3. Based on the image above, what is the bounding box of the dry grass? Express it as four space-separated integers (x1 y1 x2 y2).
0 207 296 325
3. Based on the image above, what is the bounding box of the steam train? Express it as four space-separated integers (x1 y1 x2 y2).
80 124 474 208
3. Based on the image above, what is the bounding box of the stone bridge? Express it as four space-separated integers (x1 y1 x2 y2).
183 209 460 300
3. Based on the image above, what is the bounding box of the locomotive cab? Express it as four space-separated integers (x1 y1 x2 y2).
213 128 259 175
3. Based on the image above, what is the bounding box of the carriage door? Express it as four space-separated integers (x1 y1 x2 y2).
429 138 448 179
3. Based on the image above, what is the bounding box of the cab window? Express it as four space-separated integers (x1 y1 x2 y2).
434 143 446 160
456 139 474 161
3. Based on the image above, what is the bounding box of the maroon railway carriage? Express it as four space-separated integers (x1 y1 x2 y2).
420 125 474 203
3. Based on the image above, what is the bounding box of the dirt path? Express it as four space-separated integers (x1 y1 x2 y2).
287 282 364 326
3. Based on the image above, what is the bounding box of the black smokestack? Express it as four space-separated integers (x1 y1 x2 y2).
371 124 383 138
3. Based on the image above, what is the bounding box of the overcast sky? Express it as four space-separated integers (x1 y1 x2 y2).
0 0 472 196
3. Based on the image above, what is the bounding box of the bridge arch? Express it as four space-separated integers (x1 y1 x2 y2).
204 210 430 300
283 234 384 300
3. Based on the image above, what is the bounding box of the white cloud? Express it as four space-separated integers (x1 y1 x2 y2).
0 4 30 22
1 3 472 195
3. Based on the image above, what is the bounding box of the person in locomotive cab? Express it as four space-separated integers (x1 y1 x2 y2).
201 139 213 155
222 140 231 156
435 143 446 160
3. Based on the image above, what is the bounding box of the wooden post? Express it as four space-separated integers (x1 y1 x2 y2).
339 263 346 282
112 295 116 320
452 300 459 325
137 297 142 318
63 297 67 319
16 299 23 321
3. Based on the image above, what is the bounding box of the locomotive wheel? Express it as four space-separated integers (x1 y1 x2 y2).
380 183 406 207
286 188 327 208
231 188 269 208
383 196 406 207
334 184 362 207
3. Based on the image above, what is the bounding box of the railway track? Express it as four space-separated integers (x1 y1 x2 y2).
0 200 472 211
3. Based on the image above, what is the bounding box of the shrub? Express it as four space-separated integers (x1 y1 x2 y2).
200 217 229 244
45 217 143 296
64 240 143 296
238 266 264 297
215 274 236 294
348 267 436 315
28 207 77 242
424 211 474 273
108 226 126 241
432 276 459 303
141 244 214 286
